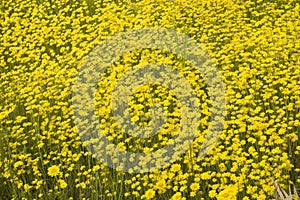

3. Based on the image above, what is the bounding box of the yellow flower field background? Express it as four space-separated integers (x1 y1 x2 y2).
0 0 299 199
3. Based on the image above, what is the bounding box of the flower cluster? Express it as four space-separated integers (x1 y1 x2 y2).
0 0 299 199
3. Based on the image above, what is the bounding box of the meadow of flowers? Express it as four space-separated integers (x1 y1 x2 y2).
0 0 299 199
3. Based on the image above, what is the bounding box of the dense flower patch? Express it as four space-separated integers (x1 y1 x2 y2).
0 0 299 199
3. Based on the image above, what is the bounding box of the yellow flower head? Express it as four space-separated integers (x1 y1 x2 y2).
217 184 239 200
155 179 167 190
144 189 155 199
47 165 60 177
58 179 67 189
170 164 181 173
190 182 200 191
